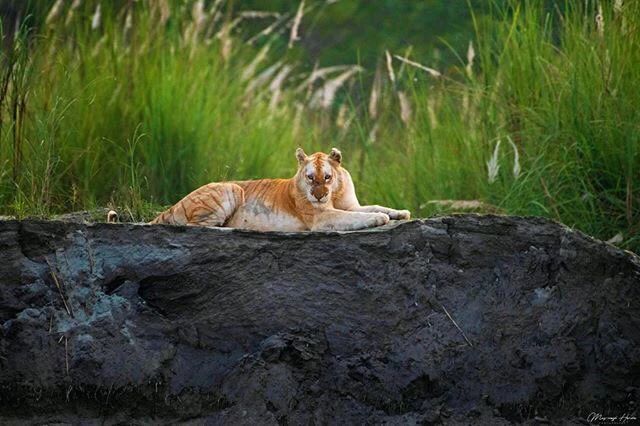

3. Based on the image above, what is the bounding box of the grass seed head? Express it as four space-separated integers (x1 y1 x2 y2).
289 0 305 48
466 40 475 78
46 0 65 26
385 50 396 84
91 4 102 30
398 91 412 125
487 139 501 184
369 67 382 120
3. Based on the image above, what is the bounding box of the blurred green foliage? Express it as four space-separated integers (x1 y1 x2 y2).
239 0 493 68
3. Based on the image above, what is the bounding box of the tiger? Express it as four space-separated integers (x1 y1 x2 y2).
149 148 411 232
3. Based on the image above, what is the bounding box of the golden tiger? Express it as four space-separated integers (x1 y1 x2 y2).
149 148 410 231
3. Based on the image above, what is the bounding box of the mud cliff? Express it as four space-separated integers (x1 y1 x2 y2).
1 216 639 424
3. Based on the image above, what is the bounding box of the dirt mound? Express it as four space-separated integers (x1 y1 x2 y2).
1 216 638 424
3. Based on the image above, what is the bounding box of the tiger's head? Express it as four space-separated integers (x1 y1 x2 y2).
295 147 343 205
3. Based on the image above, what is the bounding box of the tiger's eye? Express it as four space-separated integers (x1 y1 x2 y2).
325 174 332 181
307 174 314 181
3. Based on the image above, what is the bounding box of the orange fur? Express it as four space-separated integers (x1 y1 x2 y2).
150 148 410 231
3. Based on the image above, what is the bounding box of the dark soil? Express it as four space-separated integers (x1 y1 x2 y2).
1 216 639 424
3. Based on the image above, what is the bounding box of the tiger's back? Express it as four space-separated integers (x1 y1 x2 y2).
225 179 308 231
150 178 308 231
149 182 244 227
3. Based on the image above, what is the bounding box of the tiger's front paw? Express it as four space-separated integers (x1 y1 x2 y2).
368 212 390 227
388 209 411 220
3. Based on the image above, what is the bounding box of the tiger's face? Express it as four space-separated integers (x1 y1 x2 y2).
295 148 342 205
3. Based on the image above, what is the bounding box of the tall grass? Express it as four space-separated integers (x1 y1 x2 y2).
1 1 304 219
0 0 638 251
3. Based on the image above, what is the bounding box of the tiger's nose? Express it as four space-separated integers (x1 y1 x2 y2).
312 188 327 200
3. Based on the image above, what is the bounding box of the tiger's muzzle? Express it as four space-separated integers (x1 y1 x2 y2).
311 185 329 202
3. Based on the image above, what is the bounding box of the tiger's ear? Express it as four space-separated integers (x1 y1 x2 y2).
329 147 342 164
296 148 307 165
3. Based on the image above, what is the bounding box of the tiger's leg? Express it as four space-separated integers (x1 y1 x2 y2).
349 205 411 220
149 183 245 227
332 170 410 220
311 208 389 231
